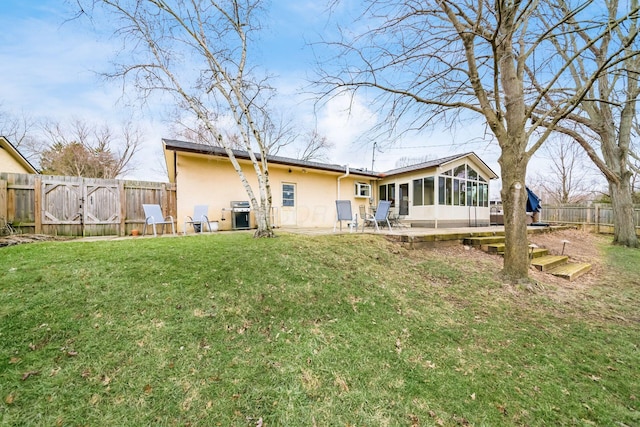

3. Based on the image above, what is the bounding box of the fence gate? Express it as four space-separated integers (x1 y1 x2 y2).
42 178 121 236
83 180 121 231
42 180 83 226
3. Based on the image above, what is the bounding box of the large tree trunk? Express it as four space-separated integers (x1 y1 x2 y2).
253 207 274 237
609 178 639 247
499 147 531 282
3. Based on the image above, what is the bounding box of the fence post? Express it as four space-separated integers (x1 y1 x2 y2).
119 181 126 236
0 179 6 224
161 183 168 217
595 204 600 234
34 175 42 234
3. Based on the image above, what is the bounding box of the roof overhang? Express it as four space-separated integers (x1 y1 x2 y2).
439 152 499 180
162 138 380 182
382 152 498 180
162 139 499 184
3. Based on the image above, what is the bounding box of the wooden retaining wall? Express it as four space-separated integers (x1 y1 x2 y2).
0 173 176 237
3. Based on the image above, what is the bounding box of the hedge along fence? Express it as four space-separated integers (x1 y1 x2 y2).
0 172 176 237
540 204 640 235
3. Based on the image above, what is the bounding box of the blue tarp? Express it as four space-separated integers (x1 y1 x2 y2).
526 187 541 212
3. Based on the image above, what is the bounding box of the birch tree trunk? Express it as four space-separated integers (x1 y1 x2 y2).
83 0 276 237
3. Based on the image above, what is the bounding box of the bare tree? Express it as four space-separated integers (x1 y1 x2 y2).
394 155 434 169
0 109 43 163
81 0 277 237
170 115 244 150
40 118 140 178
532 0 640 247
317 0 639 281
295 130 334 162
529 137 599 204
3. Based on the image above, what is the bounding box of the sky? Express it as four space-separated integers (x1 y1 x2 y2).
0 0 509 193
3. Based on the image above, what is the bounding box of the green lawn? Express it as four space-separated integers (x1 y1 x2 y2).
0 232 638 426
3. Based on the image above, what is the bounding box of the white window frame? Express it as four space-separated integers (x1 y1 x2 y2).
355 182 371 198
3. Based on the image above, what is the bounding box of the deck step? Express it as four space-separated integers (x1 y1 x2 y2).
464 236 505 246
486 243 548 258
530 255 569 272
461 235 589 281
486 242 505 254
529 248 549 258
548 262 592 281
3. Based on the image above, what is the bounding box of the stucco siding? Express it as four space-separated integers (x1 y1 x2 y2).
0 147 32 174
175 152 374 231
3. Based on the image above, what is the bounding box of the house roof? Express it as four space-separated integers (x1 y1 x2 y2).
381 152 499 180
163 138 380 178
162 139 498 181
0 136 39 174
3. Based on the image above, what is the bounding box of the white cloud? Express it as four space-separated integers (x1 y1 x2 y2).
316 92 378 168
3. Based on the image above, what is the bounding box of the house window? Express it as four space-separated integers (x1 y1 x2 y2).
468 166 478 180
413 176 435 206
439 163 489 206
355 182 371 198
379 183 395 206
467 181 475 206
282 183 295 207
413 179 423 206
453 179 461 206
424 177 434 205
438 177 446 205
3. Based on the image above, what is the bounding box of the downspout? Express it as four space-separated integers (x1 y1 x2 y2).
173 151 178 182
337 165 349 199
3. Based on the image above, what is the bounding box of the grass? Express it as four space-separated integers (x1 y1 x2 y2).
0 232 638 426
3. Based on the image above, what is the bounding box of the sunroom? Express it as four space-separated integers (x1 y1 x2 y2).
375 152 498 228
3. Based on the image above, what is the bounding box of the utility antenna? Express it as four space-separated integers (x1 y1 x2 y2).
371 141 377 171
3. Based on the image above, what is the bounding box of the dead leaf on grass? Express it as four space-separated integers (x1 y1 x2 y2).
9 357 21 364
453 415 471 426
5 394 15 405
89 394 100 405
334 374 349 392
21 370 40 381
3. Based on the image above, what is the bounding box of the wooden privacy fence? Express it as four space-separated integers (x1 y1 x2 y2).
0 173 176 237
541 204 640 235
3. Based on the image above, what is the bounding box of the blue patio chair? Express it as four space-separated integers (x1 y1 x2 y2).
361 200 392 232
142 204 176 236
333 200 357 232
184 205 211 234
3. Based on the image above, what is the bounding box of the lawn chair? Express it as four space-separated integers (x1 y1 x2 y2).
142 204 176 236
184 205 211 235
361 200 392 232
333 200 357 232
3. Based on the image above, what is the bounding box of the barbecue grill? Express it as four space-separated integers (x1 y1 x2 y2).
230 201 251 229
